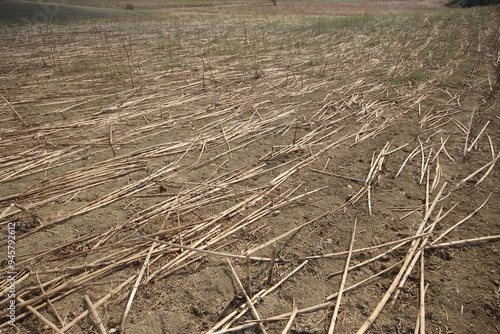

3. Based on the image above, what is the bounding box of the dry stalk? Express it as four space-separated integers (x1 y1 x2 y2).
120 239 157 333
235 261 403 333
327 237 413 279
463 108 476 158
208 261 309 334
17 297 65 334
138 236 272 262
419 254 426 334
34 273 63 326
0 93 28 126
487 133 495 159
467 120 490 153
281 298 297 334
61 275 138 332
456 154 498 186
220 124 233 158
84 295 107 334
355 250 417 333
328 218 357 334
304 233 430 261
414 283 429 334
267 244 277 286
109 124 118 156
475 152 499 185
426 235 500 249
355 183 447 334
0 203 14 220
395 145 422 178
226 259 268 334
430 192 492 246
390 186 447 305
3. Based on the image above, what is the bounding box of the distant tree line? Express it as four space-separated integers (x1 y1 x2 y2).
447 0 499 7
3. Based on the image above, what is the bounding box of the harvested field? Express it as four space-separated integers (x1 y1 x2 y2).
0 0 133 23
0 1 499 334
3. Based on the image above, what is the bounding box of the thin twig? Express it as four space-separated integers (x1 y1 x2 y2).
226 259 268 334
138 236 272 262
431 192 492 246
419 254 426 334
309 168 364 183
18 297 65 334
463 108 475 158
281 298 297 334
84 295 107 334
245 252 251 294
467 121 490 153
35 272 63 326
0 93 28 126
220 124 233 158
208 261 309 334
328 218 357 334
120 239 157 333
356 183 446 334
426 235 500 249
310 233 430 262
267 244 277 286
109 124 118 156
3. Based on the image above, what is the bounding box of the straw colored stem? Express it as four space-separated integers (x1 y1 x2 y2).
267 244 277 286
476 152 499 185
120 239 157 333
419 254 425 334
0 93 28 126
356 184 446 334
84 295 107 334
208 261 309 334
309 168 364 183
61 274 142 331
355 250 416 334
426 235 500 249
281 298 297 334
457 153 499 186
414 283 429 334
328 218 357 334
431 192 491 246
109 124 118 156
467 121 490 153
463 108 475 158
220 124 233 158
305 233 429 261
327 237 411 279
226 259 267 334
34 273 63 326
17 297 65 334
139 236 272 262
233 261 403 333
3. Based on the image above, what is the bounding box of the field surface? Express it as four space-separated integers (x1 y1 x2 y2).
0 1 499 334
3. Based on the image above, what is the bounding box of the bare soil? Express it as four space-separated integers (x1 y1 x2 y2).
0 1 499 334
